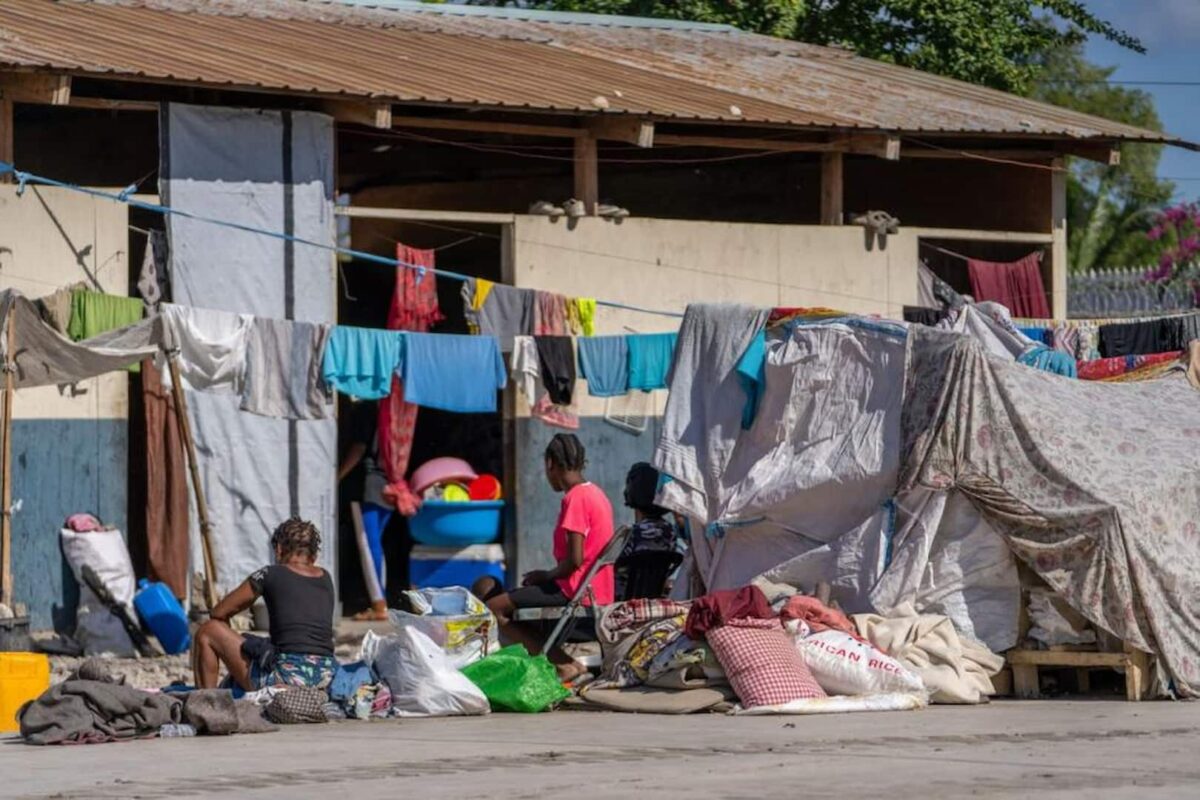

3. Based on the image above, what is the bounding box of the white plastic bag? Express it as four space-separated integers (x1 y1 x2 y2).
388 587 498 669
373 626 491 717
795 630 925 696
59 528 137 656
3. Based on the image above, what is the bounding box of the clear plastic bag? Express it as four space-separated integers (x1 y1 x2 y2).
388 587 498 669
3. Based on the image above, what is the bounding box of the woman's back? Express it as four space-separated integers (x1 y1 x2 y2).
250 564 335 656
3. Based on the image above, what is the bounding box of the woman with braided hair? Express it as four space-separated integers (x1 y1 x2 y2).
192 517 337 690
472 433 614 681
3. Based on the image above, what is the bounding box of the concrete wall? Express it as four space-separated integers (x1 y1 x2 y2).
0 185 130 629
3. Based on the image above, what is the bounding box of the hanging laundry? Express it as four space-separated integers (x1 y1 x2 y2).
577 335 629 398
534 290 569 336
160 303 253 393
766 307 846 328
1016 346 1077 378
462 279 533 350
903 306 945 327
1077 351 1182 382
1163 313 1200 352
1017 326 1054 347
568 297 597 337
320 325 404 400
379 245 441 518
400 333 507 414
137 230 170 310
626 332 679 391
240 317 334 419
1098 318 1170 359
35 281 88 335
68 290 146 372
535 336 576 406
967 252 1051 318
140 359 189 599
510 336 544 404
735 330 767 429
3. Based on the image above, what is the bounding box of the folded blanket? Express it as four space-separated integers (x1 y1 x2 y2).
20 680 182 745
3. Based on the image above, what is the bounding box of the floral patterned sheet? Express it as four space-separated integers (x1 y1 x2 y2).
902 325 1200 696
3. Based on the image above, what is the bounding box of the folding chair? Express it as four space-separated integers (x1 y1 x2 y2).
513 525 632 656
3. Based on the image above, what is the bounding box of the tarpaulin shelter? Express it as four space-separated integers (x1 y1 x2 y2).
654 304 1200 698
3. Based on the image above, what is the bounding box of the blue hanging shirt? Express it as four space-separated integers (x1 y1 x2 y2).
626 332 678 391
578 335 629 397
735 329 767 429
401 332 507 413
321 326 404 400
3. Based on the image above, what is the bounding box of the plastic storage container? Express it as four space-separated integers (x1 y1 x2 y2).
133 579 192 655
0 652 49 733
409 500 504 546
410 544 506 589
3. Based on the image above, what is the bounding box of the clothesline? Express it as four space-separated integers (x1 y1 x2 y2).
919 241 1047 265
0 161 684 321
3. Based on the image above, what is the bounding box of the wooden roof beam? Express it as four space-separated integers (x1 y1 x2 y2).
0 72 70 105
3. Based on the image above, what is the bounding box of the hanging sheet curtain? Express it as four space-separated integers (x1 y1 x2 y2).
967 252 1051 319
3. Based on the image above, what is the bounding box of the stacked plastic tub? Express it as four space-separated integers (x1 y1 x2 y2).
408 458 506 589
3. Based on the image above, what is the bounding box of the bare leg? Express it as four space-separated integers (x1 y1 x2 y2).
192 620 254 690
472 577 585 681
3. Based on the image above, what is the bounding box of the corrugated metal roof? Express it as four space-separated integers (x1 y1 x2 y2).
0 0 1182 145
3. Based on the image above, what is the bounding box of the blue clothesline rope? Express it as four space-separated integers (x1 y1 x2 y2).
0 160 684 321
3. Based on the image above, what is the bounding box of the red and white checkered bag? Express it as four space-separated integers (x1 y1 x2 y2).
707 617 826 708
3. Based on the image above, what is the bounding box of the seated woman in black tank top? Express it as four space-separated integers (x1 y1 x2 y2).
192 517 337 690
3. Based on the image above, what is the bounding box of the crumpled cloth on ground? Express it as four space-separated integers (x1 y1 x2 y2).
19 680 182 745
779 595 858 638
684 585 773 640
596 599 691 688
853 604 1003 704
182 690 278 735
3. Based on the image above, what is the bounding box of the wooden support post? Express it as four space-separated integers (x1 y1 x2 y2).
0 312 13 606
1125 645 1149 702
574 132 599 215
1076 668 1091 694
1050 157 1068 319
1012 664 1040 699
820 151 844 225
0 92 13 184
167 356 219 612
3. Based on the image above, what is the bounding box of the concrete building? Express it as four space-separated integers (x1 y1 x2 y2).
0 0 1188 627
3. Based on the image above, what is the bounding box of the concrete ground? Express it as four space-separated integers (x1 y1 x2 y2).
4 699 1199 799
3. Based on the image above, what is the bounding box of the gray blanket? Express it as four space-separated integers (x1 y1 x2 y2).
19 680 182 745
182 689 278 735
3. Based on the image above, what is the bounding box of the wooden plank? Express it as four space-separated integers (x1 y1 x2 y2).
324 100 393 130
574 132 599 215
654 133 838 152
334 206 515 224
0 312 13 606
1076 668 1091 694
1007 649 1128 667
588 117 654 148
0 94 11 183
1125 645 1150 702
68 97 159 113
0 73 70 105
391 114 582 139
835 133 901 160
820 151 843 225
1058 142 1121 165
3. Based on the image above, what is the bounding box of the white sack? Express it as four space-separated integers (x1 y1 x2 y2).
389 587 499 669
60 528 137 656
373 626 490 717
795 630 924 697
733 692 926 716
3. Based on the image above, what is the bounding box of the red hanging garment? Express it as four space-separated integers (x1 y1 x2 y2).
378 244 443 516
967 251 1050 318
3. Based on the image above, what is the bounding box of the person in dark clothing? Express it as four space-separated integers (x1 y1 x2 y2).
338 399 392 620
616 462 683 598
192 518 337 690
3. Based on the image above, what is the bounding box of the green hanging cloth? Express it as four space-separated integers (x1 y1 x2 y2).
67 289 147 372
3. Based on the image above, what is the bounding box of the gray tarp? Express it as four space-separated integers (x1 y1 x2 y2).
162 103 337 595
0 289 159 387
903 325 1200 696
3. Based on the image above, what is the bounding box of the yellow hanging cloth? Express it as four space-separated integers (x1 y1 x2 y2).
474 278 495 311
569 297 597 337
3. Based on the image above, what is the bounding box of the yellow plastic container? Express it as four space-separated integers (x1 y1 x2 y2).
0 652 50 733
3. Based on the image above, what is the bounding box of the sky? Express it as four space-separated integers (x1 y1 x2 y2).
1084 0 1200 201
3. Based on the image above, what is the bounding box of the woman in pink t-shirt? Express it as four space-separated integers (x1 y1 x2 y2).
473 433 614 681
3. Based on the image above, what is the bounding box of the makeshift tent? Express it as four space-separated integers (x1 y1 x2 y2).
655 304 1200 698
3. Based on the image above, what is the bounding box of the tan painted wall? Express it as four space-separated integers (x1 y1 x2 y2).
0 185 129 420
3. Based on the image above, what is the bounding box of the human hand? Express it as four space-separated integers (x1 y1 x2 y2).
522 570 551 586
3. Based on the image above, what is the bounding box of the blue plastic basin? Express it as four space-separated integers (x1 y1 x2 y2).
409 500 504 547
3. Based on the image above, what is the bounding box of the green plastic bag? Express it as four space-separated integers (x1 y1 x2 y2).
460 645 570 713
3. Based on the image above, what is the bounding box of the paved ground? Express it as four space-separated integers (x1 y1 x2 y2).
5 699 1200 799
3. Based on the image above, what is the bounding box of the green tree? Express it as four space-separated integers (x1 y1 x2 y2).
472 0 1143 93
1030 45 1173 271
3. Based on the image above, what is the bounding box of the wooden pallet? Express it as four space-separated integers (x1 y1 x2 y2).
1006 644 1152 701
